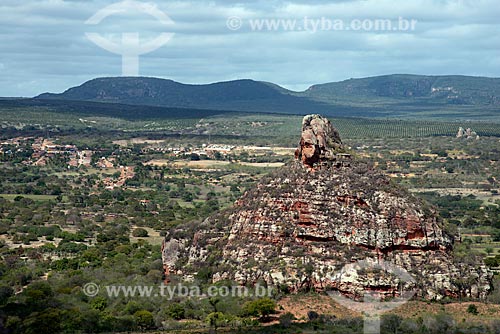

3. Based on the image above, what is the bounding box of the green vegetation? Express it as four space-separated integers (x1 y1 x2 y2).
242 298 277 320
1 109 500 333
26 75 500 120
3 106 500 147
132 228 149 238
468 304 479 315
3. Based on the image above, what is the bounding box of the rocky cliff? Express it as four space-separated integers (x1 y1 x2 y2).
162 114 492 300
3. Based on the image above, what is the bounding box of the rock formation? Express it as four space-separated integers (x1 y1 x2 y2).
163 115 492 300
294 115 344 168
457 127 479 140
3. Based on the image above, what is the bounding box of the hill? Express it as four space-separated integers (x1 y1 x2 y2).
34 75 500 120
304 74 500 106
36 77 333 115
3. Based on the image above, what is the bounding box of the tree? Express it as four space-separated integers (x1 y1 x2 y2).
22 309 62 334
206 312 226 333
57 241 87 253
484 257 499 268
132 228 148 238
134 310 154 329
242 298 276 320
0 285 13 305
182 191 194 202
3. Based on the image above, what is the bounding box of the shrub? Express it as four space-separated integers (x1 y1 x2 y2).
166 303 185 320
382 314 403 334
307 310 319 321
484 257 499 268
467 304 479 315
134 310 155 329
124 301 142 315
279 312 295 328
132 228 148 237
423 313 455 334
90 296 107 311
57 241 87 253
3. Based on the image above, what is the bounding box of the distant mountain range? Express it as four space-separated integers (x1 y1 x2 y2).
33 75 500 119
37 77 333 115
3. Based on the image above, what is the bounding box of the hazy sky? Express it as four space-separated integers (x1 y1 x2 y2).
1 0 500 96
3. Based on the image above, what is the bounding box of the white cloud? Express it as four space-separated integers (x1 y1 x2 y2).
0 0 500 96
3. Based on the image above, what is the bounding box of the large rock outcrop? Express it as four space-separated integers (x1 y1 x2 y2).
294 114 344 168
163 115 492 300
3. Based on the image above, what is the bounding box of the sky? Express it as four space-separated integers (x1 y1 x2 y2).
1 0 500 97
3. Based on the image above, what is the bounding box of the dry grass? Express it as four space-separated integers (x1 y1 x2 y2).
146 160 231 168
239 162 285 168
130 226 164 246
278 294 500 323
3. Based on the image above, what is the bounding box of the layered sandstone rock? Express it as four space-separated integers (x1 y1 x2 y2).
163 115 492 300
294 114 344 168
